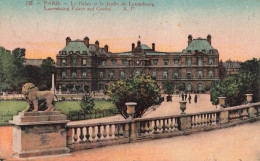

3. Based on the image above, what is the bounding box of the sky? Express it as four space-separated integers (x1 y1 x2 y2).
0 0 259 61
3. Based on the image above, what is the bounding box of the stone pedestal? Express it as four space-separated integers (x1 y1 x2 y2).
219 111 229 124
218 97 226 108
178 116 191 130
9 111 70 158
246 94 253 104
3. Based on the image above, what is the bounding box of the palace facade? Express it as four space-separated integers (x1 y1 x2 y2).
56 35 219 93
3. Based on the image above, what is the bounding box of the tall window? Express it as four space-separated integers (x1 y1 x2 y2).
209 58 214 65
164 59 169 65
82 59 87 66
174 72 179 79
209 70 213 78
187 84 192 91
198 71 203 78
187 58 191 65
121 59 127 66
112 60 117 66
62 71 66 78
72 72 77 78
198 58 203 65
163 71 168 79
153 59 158 66
174 59 179 65
62 59 66 66
198 83 203 91
99 72 104 79
102 60 106 66
187 71 191 78
120 71 125 78
152 71 157 78
109 71 114 79
72 58 76 66
82 71 86 78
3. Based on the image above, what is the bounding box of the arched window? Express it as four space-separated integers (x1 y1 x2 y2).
198 83 203 91
209 70 213 78
187 84 192 91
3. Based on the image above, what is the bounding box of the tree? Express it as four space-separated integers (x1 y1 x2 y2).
211 58 260 106
106 74 162 118
163 79 174 96
80 93 95 114
177 83 185 92
24 65 41 86
40 57 56 90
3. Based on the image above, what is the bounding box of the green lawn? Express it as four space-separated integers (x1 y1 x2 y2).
0 100 116 124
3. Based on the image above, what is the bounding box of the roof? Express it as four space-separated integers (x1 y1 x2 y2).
62 41 90 55
25 59 43 67
141 44 151 50
223 61 241 69
184 39 214 53
146 52 166 55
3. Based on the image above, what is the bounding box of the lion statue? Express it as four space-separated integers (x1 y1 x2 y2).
22 83 57 112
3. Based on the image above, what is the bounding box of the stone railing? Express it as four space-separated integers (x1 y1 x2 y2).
66 101 260 152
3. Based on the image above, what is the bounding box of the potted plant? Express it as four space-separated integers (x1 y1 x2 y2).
163 79 174 102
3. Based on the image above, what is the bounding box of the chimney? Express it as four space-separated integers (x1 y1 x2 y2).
207 34 212 45
66 37 71 45
104 45 108 53
137 40 141 47
152 43 155 51
95 41 99 50
84 37 89 48
132 43 135 51
188 35 192 45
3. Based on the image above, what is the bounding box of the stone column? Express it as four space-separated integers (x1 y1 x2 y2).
218 97 226 108
245 94 253 104
125 102 137 141
51 73 55 93
9 111 70 158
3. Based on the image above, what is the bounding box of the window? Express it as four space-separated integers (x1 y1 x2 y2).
72 58 76 66
62 59 66 66
72 72 77 78
62 71 66 78
187 71 191 78
135 70 140 75
187 84 192 91
163 71 168 79
174 59 179 65
120 71 125 78
198 83 203 91
121 59 127 66
153 59 158 66
198 58 203 65
99 72 104 79
112 60 117 66
102 60 106 66
152 71 157 78
82 71 86 78
174 72 178 79
209 70 213 78
82 59 87 66
209 58 214 65
109 71 114 79
187 58 191 65
164 59 169 66
198 71 203 78
73 84 76 91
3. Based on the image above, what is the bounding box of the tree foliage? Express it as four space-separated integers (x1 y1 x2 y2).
80 93 95 114
163 79 174 96
40 57 56 90
211 58 260 106
106 74 162 118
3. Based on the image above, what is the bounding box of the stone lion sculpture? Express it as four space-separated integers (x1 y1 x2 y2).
22 83 57 112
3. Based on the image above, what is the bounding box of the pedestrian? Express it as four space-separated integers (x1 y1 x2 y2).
188 94 191 103
181 93 184 101
194 94 197 103
185 92 187 101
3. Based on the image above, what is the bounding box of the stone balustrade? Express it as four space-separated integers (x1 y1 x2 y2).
66 102 260 152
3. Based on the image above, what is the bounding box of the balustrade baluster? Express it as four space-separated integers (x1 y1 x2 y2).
162 119 166 133
203 114 207 126
191 116 195 128
170 118 174 130
91 126 96 141
144 121 149 134
108 125 113 137
73 127 78 143
194 115 198 128
149 121 153 132
140 122 145 134
124 123 129 138
166 119 170 131
85 127 90 142
174 118 178 130
97 125 102 141
158 119 162 132
114 124 119 137
119 124 124 138
206 114 210 125
153 120 158 133
79 127 84 143
103 125 107 138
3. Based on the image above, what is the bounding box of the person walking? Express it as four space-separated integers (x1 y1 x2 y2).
185 92 187 101
194 94 197 103
188 94 191 103
181 93 184 101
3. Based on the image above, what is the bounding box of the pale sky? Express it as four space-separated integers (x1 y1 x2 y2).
0 0 259 61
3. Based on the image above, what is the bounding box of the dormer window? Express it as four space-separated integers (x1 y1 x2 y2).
69 51 73 55
62 51 66 55
188 50 191 53
210 50 213 53
76 51 80 54
195 50 198 53
202 50 206 52
83 51 87 55
62 59 66 66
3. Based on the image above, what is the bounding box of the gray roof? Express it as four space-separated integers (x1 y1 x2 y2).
25 59 43 67
118 53 132 56
146 52 166 55
62 41 90 54
141 44 151 50
184 39 214 53
223 61 241 69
